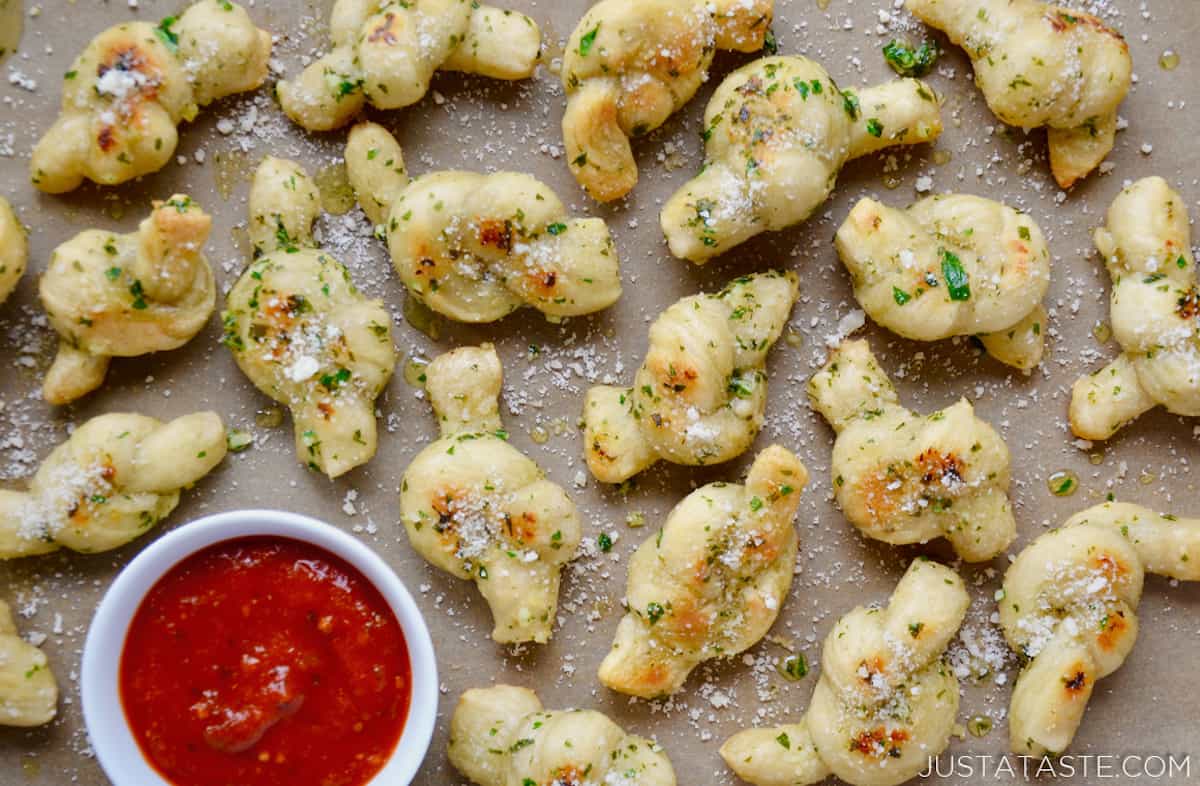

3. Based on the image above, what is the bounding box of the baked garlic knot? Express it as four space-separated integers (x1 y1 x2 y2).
809 340 1015 562
345 122 623 323
277 0 541 132
722 558 968 786
599 446 807 698
39 195 216 405
836 194 1051 371
661 55 942 263
906 0 1131 189
223 157 396 479
0 412 226 559
1001 502 1200 756
449 685 676 786
0 600 58 727
401 345 581 644
561 0 773 202
31 0 270 193
584 271 798 483
1071 177 1200 440
0 197 26 305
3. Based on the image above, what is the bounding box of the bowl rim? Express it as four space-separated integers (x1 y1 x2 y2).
80 508 437 786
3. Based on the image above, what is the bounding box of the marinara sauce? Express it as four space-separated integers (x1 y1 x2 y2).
120 536 411 786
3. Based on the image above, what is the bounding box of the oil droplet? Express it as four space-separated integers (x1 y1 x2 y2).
1139 471 1155 485
1089 451 1104 466
1092 321 1112 343
785 330 805 349
529 425 549 444
229 225 251 259
0 0 22 64
254 405 283 428
213 150 251 202
968 715 993 737
1048 470 1079 497
815 0 831 9
1160 50 1180 71
402 354 429 387
883 175 903 190
106 198 126 222
933 149 953 165
402 296 441 340
315 162 356 215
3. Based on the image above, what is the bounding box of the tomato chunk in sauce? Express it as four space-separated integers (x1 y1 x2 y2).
120 536 411 786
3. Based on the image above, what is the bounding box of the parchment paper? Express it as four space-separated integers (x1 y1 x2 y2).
1 0 1197 784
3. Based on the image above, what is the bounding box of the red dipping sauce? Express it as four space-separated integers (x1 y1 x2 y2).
120 536 411 786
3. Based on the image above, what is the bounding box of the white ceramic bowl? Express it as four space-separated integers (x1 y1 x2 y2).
81 509 437 786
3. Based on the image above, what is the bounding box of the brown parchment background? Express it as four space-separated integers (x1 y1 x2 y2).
1 0 1198 784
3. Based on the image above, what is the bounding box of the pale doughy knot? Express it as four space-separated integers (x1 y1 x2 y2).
449 685 677 785
836 194 1051 371
809 339 1016 562
0 599 58 728
30 0 270 193
906 0 1131 188
598 445 807 698
561 0 773 202
39 194 216 405
583 270 799 483
277 0 541 132
661 55 942 263
400 344 580 644
223 156 397 480
0 412 227 560
1000 502 1200 756
721 558 969 786
345 121 623 323
1070 176 1200 440
0 197 26 305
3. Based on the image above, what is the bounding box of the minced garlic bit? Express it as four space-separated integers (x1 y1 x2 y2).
584 271 799 483
345 121 623 324
661 54 942 263
448 685 676 785
400 344 581 645
836 193 1051 371
276 0 540 132
906 0 1131 188
598 445 808 698
39 195 216 405
0 411 227 559
0 599 58 727
31 0 270 192
560 0 774 202
808 339 1016 562
1070 176 1200 440
721 558 969 786
223 156 396 479
1000 501 1200 757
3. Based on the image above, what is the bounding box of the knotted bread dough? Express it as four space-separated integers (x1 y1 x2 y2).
346 121 623 323
599 445 807 698
906 0 1131 188
0 412 226 559
583 271 799 483
400 344 580 644
809 339 1015 561
1001 501 1200 756
722 558 968 786
223 157 396 478
31 0 270 192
